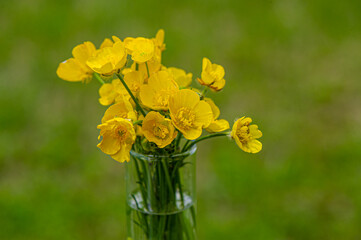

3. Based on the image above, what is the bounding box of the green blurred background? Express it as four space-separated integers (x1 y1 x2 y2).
1 0 361 239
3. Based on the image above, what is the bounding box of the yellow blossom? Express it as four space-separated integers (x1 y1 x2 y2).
97 118 136 163
197 57 225 91
56 41 96 82
169 89 213 140
98 79 130 106
139 71 179 110
231 117 262 153
204 98 230 133
124 37 155 63
163 67 192 88
87 41 127 75
124 71 145 96
101 97 137 123
142 111 177 148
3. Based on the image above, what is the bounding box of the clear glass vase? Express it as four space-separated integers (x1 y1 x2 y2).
125 144 197 240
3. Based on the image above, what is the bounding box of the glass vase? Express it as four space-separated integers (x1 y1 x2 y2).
125 144 197 240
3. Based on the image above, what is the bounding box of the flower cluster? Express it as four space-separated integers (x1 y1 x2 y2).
57 29 263 163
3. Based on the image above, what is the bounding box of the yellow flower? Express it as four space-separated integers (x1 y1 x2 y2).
231 117 262 153
98 79 130 106
204 98 230 133
139 71 179 110
169 89 213 140
142 111 177 148
86 41 127 75
123 70 145 96
163 67 192 88
124 37 155 63
97 118 136 163
101 97 137 123
197 57 225 91
56 41 96 82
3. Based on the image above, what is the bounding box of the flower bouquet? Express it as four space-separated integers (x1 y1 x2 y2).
57 29 262 240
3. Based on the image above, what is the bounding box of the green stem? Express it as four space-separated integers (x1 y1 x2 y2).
174 132 182 149
161 158 175 202
133 120 143 126
200 86 208 98
145 62 150 78
115 73 146 116
93 72 105 85
185 132 230 151
181 140 191 152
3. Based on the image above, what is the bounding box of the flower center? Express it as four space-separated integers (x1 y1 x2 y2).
176 107 195 130
154 90 170 107
117 126 128 142
153 123 169 139
236 125 251 143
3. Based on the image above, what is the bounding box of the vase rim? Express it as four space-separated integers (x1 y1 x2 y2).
130 144 197 160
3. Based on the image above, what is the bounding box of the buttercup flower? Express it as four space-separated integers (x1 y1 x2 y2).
97 118 136 163
204 98 230 133
124 37 155 63
139 71 179 110
164 67 192 88
101 97 137 123
169 89 213 140
87 41 127 75
124 70 145 96
142 111 177 148
231 117 262 153
56 41 96 82
98 79 130 106
197 57 225 91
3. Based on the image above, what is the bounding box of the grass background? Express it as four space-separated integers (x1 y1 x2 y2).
1 0 361 239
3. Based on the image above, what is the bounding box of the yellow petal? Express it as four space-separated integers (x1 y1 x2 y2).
112 36 122 43
72 41 96 64
169 89 199 114
210 78 225 92
193 100 213 128
155 29 165 49
100 38 114 48
101 99 136 123
166 67 192 88
56 58 91 82
206 119 230 133
180 126 202 140
111 143 132 163
204 98 220 119
249 124 263 139
97 134 121 155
